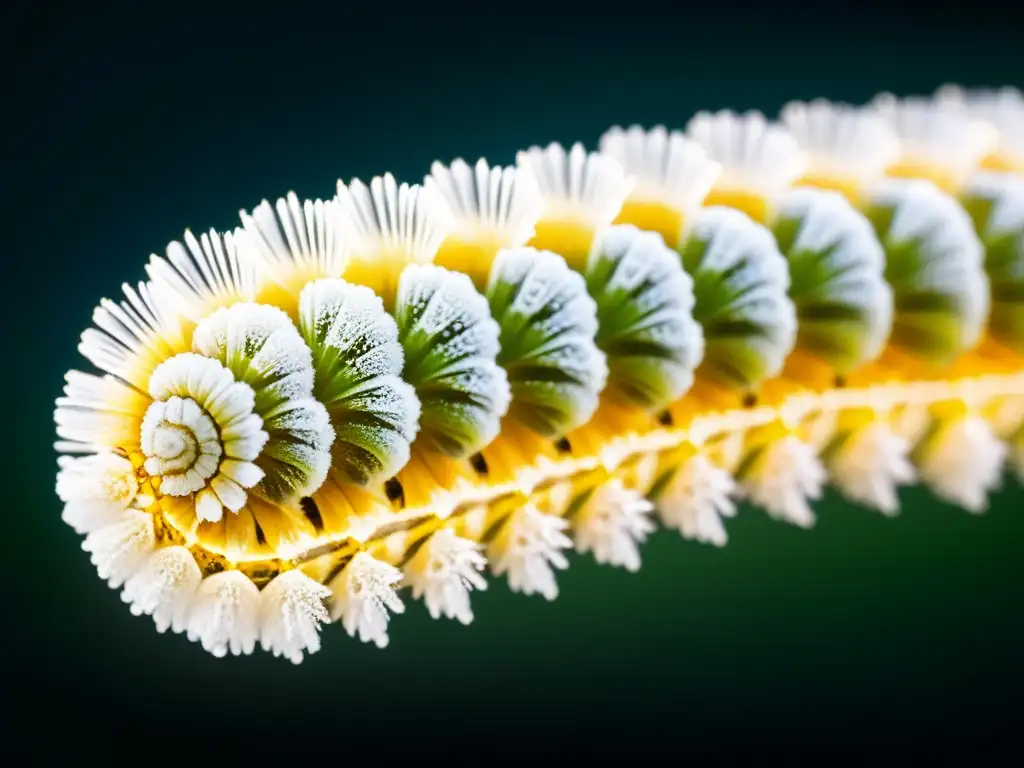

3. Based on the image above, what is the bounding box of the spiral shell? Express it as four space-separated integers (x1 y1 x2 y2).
143 353 268 522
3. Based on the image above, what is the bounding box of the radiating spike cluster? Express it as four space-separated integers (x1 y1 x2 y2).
54 85 1024 663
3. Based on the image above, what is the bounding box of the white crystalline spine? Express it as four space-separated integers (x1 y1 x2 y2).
146 228 257 324
337 173 453 263
426 158 544 247
240 192 350 290
516 142 635 228
685 109 807 200
598 124 722 214
870 92 999 183
780 99 901 187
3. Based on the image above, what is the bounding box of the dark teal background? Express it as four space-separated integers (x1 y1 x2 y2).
8 4 1024 759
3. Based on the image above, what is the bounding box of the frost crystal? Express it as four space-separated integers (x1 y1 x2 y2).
489 505 572 601
741 435 827 529
917 416 1006 513
259 570 332 664
405 528 488 624
574 480 655 572
487 247 607 436
186 571 261 658
396 264 510 456
829 421 915 515
82 510 156 588
122 546 202 634
56 452 142 534
659 453 738 547
330 552 405 649
298 278 421 484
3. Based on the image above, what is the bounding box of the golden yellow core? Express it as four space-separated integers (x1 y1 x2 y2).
341 250 409 309
254 279 305 321
614 199 686 247
434 234 507 291
528 219 597 272
794 172 864 207
885 160 960 194
981 151 1024 174
703 187 771 224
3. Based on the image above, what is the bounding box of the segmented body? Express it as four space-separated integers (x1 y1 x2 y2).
55 86 1024 662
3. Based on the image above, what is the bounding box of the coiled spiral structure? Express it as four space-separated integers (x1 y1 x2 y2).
55 85 1024 662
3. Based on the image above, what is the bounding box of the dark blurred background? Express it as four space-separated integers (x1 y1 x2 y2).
7 2 1024 760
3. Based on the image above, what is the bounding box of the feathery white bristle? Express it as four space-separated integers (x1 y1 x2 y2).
685 110 807 200
82 509 156 589
56 452 141 534
426 158 544 247
515 142 635 228
776 186 894 366
780 99 901 187
870 92 999 183
337 173 452 264
121 545 202 634
259 570 332 664
54 371 150 455
598 124 721 214
404 528 488 625
329 551 405 649
869 178 989 351
829 422 915 516
573 479 655 572
144 353 267 521
146 228 257 324
185 570 261 658
917 415 1007 513
934 84 1024 162
489 505 572 601
658 453 737 547
240 192 350 292
741 435 826 529
79 281 185 391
